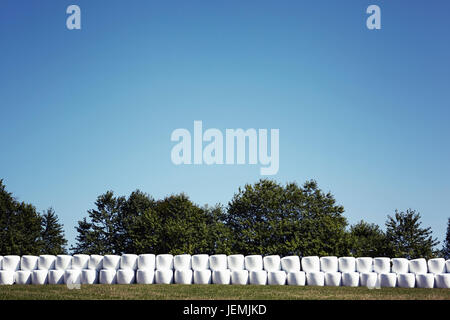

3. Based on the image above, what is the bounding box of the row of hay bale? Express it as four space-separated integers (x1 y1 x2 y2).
0 254 449 288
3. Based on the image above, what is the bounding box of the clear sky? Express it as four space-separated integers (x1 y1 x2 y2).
1 0 449 249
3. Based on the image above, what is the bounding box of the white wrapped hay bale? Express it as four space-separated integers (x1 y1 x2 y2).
81 269 98 284
175 269 193 284
281 256 300 272
373 257 391 273
117 269 136 284
155 269 173 284
301 256 320 272
72 254 90 270
156 254 174 270
209 254 227 271
360 272 378 288
409 258 427 274
338 257 356 273
231 270 249 285
56 255 73 270
392 258 409 274
379 273 397 288
268 271 286 285
3 255 20 271
0 270 15 285
88 255 103 271
342 272 360 287
137 254 155 270
306 271 325 286
212 269 231 284
245 255 263 271
287 271 306 286
136 269 154 284
192 254 210 271
15 271 32 285
20 256 38 271
446 260 450 273
320 256 338 273
32 270 49 285
435 274 450 288
249 270 267 285
397 273 415 288
48 270 65 284
64 269 81 286
194 270 212 284
356 257 373 273
38 255 56 270
324 272 341 287
103 255 121 270
99 269 117 284
416 273 434 288
228 255 245 271
174 254 192 271
263 255 281 271
120 254 138 270
427 258 445 274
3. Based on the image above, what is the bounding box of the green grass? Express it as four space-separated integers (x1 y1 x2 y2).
0 284 449 300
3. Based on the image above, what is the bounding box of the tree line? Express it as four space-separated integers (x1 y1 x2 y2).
1 178 449 259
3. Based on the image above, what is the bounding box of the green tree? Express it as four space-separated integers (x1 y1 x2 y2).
442 218 450 259
385 209 439 259
226 179 350 256
349 220 388 257
40 207 67 255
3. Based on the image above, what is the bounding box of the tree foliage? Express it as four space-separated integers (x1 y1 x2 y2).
442 218 450 259
349 220 388 257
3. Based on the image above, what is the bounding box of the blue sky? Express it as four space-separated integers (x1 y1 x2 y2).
1 0 449 248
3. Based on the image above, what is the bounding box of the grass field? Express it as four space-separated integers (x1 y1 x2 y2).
0 284 449 300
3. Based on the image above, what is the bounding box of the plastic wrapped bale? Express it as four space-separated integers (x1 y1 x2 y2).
212 269 231 284
15 271 32 285
360 272 378 288
155 269 173 284
194 270 212 284
338 257 356 273
324 272 341 287
88 255 103 271
268 271 286 285
416 273 434 288
427 258 445 274
281 256 300 272
320 256 338 273
174 269 193 284
249 270 267 285
64 269 81 286
0 271 15 285
20 256 39 271
48 270 65 284
209 255 227 271
137 269 154 284
342 272 360 287
38 255 56 270
228 255 245 271
156 254 174 270
32 270 49 285
192 254 210 271
99 269 117 284
356 257 373 273
120 254 138 270
56 255 73 270
81 269 98 284
72 254 90 270
409 258 427 274
138 254 155 270
446 260 450 273
379 273 396 288
103 255 121 270
397 273 415 288
117 269 136 284
373 258 390 274
174 254 192 271
244 255 263 271
263 255 281 272
435 274 450 288
3 255 20 271
301 256 320 272
392 258 409 274
287 271 306 286
231 270 249 285
306 272 325 286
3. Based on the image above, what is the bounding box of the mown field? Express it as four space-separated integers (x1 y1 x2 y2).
0 284 449 300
